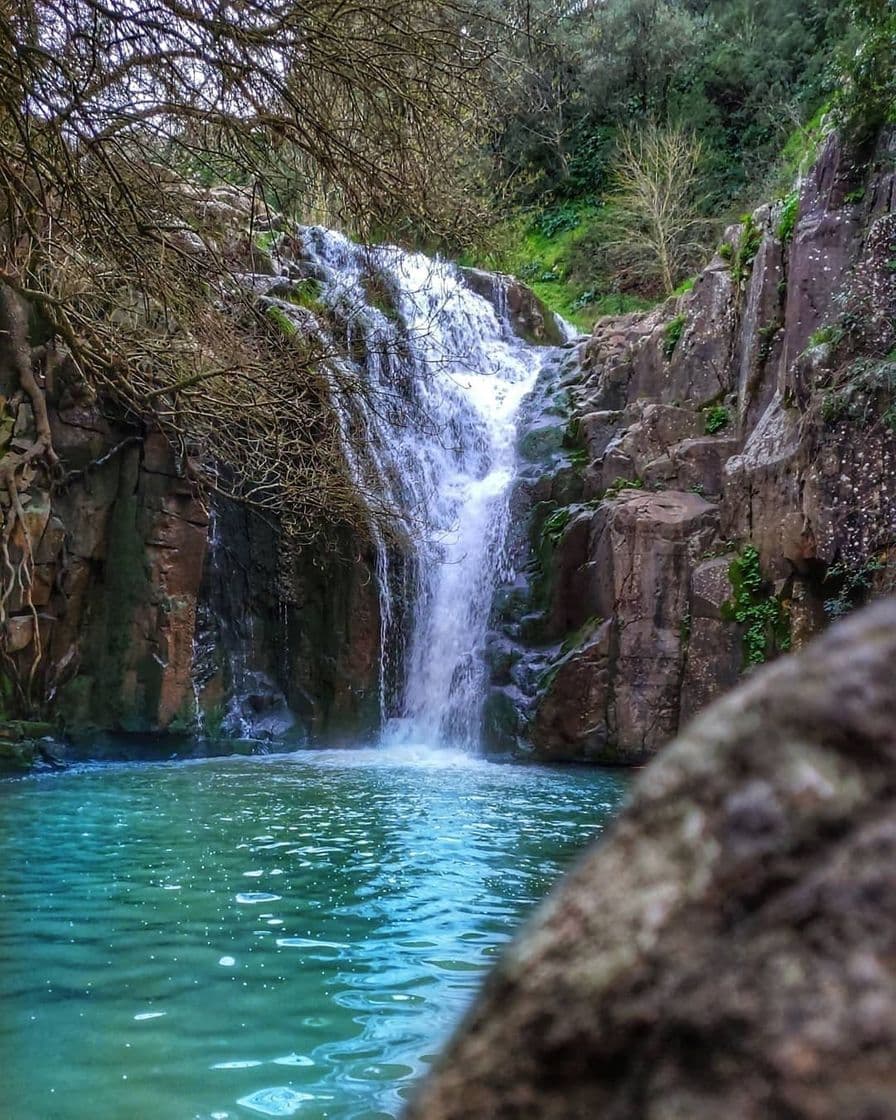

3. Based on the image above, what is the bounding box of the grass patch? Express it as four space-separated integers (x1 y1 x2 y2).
286 279 325 314
460 200 658 331
602 476 645 499
265 304 299 337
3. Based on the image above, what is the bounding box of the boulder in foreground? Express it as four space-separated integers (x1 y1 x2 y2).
406 599 896 1120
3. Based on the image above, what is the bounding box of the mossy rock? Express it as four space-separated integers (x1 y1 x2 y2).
517 422 567 463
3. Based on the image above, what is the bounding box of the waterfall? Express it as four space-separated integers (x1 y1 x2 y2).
260 229 562 748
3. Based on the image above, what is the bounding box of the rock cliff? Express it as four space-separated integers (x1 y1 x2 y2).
486 128 896 763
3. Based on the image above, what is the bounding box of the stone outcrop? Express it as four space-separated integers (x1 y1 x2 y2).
460 267 569 346
407 599 896 1120
487 127 896 762
0 333 383 752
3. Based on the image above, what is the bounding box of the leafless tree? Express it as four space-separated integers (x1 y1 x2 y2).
606 122 710 296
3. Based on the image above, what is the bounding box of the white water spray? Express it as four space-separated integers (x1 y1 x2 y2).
272 229 562 747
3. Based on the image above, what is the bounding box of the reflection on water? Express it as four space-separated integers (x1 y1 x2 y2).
0 746 628 1119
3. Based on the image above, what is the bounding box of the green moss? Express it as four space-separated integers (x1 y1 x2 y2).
55 447 153 730
663 314 687 359
704 405 731 435
265 304 299 337
560 616 603 655
722 546 791 666
777 190 800 243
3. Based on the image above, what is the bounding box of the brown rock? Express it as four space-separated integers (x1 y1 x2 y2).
531 621 613 761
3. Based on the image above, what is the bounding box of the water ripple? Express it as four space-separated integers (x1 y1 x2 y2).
0 749 628 1118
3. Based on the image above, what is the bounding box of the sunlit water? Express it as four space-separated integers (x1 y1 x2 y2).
0 747 628 1120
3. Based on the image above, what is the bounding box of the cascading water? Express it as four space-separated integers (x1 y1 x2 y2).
258 228 569 748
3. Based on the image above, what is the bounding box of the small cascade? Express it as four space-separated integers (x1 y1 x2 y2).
253 229 565 748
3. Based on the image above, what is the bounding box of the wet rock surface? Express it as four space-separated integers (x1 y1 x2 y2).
408 600 896 1120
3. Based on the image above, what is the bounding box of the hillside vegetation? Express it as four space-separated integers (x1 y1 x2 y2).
464 0 896 327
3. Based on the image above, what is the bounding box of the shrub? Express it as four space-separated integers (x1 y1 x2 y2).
704 405 731 434
537 205 581 239
823 557 886 618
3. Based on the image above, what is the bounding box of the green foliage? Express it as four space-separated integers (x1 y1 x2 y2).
536 204 582 239
672 276 696 297
461 201 658 329
820 356 896 426
777 191 800 243
265 304 299 337
541 507 572 546
730 214 764 286
778 103 833 186
823 556 886 618
254 229 277 253
723 547 791 666
808 324 845 348
663 314 687 359
485 0 856 215
834 0 896 140
603 476 645 499
200 703 227 740
704 405 731 435
571 289 652 317
286 279 325 314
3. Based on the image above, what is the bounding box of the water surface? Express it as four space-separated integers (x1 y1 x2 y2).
0 746 628 1119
